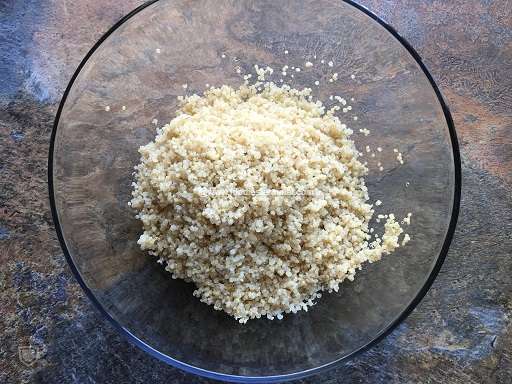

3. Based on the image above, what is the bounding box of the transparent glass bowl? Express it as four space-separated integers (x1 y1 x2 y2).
49 0 460 382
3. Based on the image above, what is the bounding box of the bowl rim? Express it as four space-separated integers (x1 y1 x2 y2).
48 0 462 382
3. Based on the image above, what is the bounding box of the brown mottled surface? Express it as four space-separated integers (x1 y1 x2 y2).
0 1 511 383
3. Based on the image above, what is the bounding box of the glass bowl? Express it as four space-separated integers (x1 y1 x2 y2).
49 0 460 382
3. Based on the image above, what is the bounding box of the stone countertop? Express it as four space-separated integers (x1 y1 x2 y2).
0 1 511 383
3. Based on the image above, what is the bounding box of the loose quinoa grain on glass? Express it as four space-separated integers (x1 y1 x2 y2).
130 69 409 323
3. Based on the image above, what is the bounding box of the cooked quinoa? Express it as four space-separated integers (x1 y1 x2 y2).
130 81 405 323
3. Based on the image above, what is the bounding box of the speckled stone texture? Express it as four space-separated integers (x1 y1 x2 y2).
0 1 511 383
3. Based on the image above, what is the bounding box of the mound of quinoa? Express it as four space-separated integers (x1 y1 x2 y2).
130 82 404 323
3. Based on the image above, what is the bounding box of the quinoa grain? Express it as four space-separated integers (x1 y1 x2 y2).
131 81 405 323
